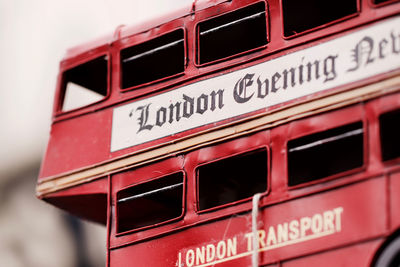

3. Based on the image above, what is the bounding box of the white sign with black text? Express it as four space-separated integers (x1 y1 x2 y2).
111 16 400 152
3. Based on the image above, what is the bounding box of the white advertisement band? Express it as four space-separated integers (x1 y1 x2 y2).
111 16 400 152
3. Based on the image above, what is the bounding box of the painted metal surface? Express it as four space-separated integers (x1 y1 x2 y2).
37 0 400 266
282 239 383 267
390 172 400 230
108 177 388 266
107 97 400 266
39 0 400 182
111 15 400 152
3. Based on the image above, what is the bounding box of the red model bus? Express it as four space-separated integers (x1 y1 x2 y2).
37 0 400 266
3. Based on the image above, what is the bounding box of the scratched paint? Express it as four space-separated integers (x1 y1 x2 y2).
177 207 343 267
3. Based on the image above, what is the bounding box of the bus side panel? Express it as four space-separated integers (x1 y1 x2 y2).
110 214 254 267
257 177 387 266
39 109 112 179
109 177 387 266
390 171 400 231
282 238 383 267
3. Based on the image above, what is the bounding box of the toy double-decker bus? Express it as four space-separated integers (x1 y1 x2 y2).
37 0 400 266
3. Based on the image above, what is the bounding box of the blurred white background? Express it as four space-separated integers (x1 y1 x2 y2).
0 0 190 266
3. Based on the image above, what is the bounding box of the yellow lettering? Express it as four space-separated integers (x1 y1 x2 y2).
206 244 215 262
196 247 205 265
333 207 344 232
277 222 289 243
311 214 323 233
289 220 299 240
258 230 266 248
216 241 226 259
323 210 334 231
227 237 237 257
186 249 195 267
178 252 182 267
245 232 253 251
266 226 277 246
300 217 311 237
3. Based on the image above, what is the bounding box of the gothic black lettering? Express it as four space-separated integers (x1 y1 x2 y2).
156 107 167 127
271 72 281 93
282 68 296 89
257 77 269 99
135 90 225 133
169 102 181 123
233 74 255 103
306 61 320 82
298 60 304 85
136 104 153 133
379 38 388 59
391 32 400 54
323 55 338 82
210 89 224 111
348 32 400 72
233 54 337 104
348 36 375 72
197 94 208 114
183 94 194 118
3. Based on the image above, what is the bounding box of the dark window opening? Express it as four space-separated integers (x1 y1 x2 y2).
61 56 108 112
197 148 268 211
288 122 364 187
121 29 185 89
282 0 358 37
197 2 267 65
380 109 400 161
373 0 399 5
116 172 184 233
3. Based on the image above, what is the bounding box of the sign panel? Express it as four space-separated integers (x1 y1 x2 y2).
111 16 400 152
109 178 387 266
177 207 344 267
173 178 386 266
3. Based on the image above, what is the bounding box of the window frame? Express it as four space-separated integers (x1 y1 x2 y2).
379 107 400 164
118 27 187 93
195 0 269 67
55 51 111 116
370 0 400 8
114 170 186 236
364 91 400 168
285 105 368 190
195 145 270 214
280 0 361 39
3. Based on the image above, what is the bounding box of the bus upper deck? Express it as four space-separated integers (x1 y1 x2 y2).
38 0 400 189
37 1 400 265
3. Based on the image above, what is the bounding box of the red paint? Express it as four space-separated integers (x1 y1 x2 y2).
282 239 383 267
39 0 400 180
390 172 400 230
38 0 400 266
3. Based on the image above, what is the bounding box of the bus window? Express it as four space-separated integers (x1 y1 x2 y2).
373 0 399 5
197 1 267 65
196 148 268 211
120 29 185 89
282 0 359 37
379 109 400 161
288 121 364 186
61 56 108 112
116 172 184 234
